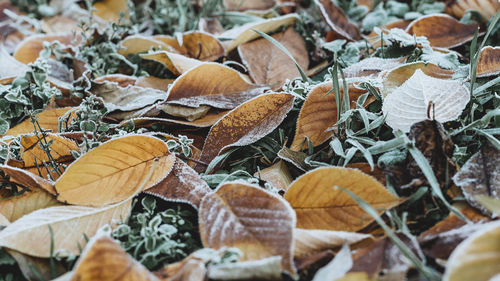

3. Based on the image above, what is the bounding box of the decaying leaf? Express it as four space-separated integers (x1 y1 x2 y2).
13 34 76 64
382 69 469 132
406 14 478 48
165 63 266 109
144 157 211 208
197 93 294 170
284 167 401 231
0 165 56 195
0 186 60 222
91 81 168 112
140 51 203 76
290 82 366 150
315 0 361 41
453 143 500 217
238 26 309 89
71 232 159 281
55 135 175 206
476 46 500 78
92 0 129 22
0 198 132 257
294 228 372 258
4 107 75 137
381 62 455 97
443 221 500 281
208 256 283 280
220 14 298 52
254 160 293 191
199 181 296 276
17 133 78 180
441 0 500 19
385 120 457 194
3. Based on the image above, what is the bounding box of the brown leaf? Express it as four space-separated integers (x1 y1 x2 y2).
71 232 159 281
419 203 491 260
92 0 129 22
128 109 228 128
140 50 201 76
315 0 361 41
290 82 366 151
238 26 309 89
453 143 500 217
349 233 424 280
166 63 266 109
0 165 56 195
294 228 372 258
13 34 77 64
0 186 60 222
224 0 276 11
406 14 478 48
181 31 225 61
119 35 178 56
440 0 500 19
144 157 211 208
346 163 386 186
254 160 293 191
385 120 457 195
4 107 76 137
199 181 296 276
284 167 401 231
476 46 500 78
154 253 207 281
197 93 294 170
277 146 309 171
17 133 78 180
381 62 455 97
55 135 175 206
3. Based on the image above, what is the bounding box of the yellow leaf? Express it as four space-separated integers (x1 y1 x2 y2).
199 181 297 276
13 34 77 64
4 107 76 137
0 186 60 222
0 198 132 257
140 51 203 76
284 167 401 231
55 135 175 206
92 0 129 22
443 221 500 281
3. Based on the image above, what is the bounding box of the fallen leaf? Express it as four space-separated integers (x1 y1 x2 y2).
144 157 211 208
453 143 500 217
366 20 411 49
0 46 28 80
7 249 67 281
4 107 75 137
313 243 352 281
441 0 500 19
220 14 298 52
17 133 78 180
181 31 225 61
277 146 309 171
343 57 404 78
294 228 372 258
92 0 129 22
91 81 168 112
476 46 500 78
55 135 175 206
224 0 276 11
159 104 211 121
382 69 469 132
0 198 132 257
0 186 60 222
129 109 228 128
199 181 296 276
443 221 500 281
0 213 9 227
165 63 265 109
197 93 294 170
118 35 177 56
284 167 401 231
254 160 293 191
381 62 455 98
346 163 386 186
141 50 203 75
154 253 207 281
476 196 500 217
406 14 478 48
315 0 361 41
208 256 283 280
290 82 366 150
0 165 56 195
238 26 309 89
13 33 76 64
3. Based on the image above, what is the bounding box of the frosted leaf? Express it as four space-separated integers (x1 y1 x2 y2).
208 256 282 280
312 243 352 281
382 69 469 132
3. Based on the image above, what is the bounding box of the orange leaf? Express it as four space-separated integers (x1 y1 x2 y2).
199 181 296 276
4 107 76 137
92 0 129 22
284 167 401 231
476 46 500 78
290 82 366 151
315 0 361 41
166 63 266 109
197 93 294 169
406 14 478 48
443 0 500 19
140 51 203 76
55 135 175 206
0 186 60 222
238 26 309 89
14 34 77 64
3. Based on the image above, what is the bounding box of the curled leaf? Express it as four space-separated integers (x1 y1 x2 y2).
315 0 361 41
382 69 469 132
199 181 296 276
55 135 175 206
0 165 56 195
476 46 500 78
284 167 401 231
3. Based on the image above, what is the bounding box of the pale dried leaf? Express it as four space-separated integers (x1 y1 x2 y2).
312 243 352 281
0 46 28 79
0 186 60 222
208 256 282 280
